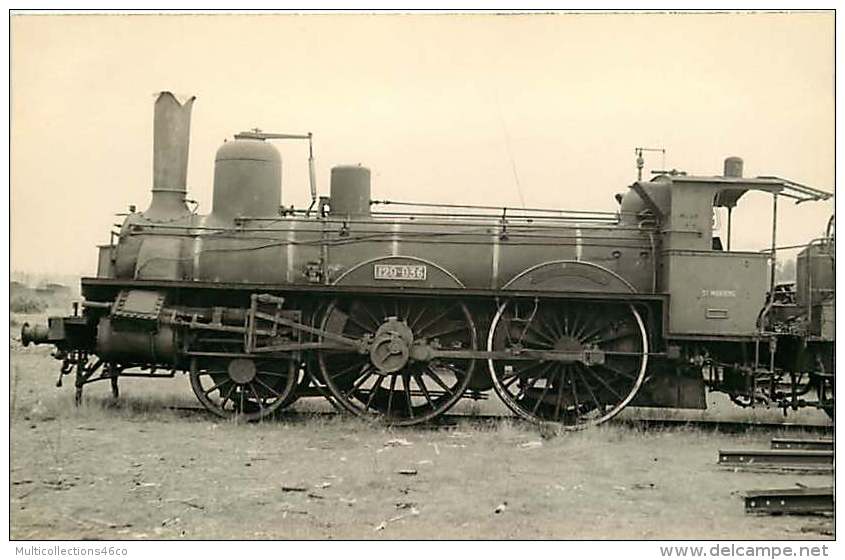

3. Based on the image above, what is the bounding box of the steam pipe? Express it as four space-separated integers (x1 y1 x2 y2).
726 207 732 251
770 193 778 296
234 130 317 214
308 134 317 211
759 193 779 332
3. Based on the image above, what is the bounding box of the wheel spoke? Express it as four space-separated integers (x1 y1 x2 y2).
515 374 539 401
345 314 375 335
422 323 468 341
502 361 548 391
219 383 236 410
573 364 603 412
356 303 382 330
408 304 428 330
572 310 594 340
248 383 264 412
346 366 376 396
364 374 387 410
547 312 564 339
386 374 397 416
579 322 608 344
515 362 553 400
424 366 452 392
581 364 624 400
531 375 553 415
589 328 637 346
553 366 566 419
412 372 436 409
503 372 522 389
403 374 415 418
569 367 581 419
567 308 582 339
328 359 368 379
526 322 557 345
596 362 638 382
500 360 547 382
443 362 469 379
522 332 554 349
256 369 291 378
415 304 455 337
203 378 231 397
503 315 515 347
254 376 282 398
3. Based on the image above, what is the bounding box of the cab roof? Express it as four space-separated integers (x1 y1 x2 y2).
659 174 832 207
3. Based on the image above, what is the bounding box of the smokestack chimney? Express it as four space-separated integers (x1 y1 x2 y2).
145 91 196 220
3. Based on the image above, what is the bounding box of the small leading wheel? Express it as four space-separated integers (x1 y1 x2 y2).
488 298 648 429
190 357 297 421
318 296 477 425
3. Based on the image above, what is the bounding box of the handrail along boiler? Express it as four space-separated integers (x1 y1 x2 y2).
22 92 835 427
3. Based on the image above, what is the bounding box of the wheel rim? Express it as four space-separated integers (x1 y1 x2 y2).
190 357 297 421
318 297 476 425
276 361 311 410
487 299 648 429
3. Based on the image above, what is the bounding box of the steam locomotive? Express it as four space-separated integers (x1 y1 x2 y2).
22 92 835 427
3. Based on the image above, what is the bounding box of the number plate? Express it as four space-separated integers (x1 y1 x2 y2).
373 264 427 281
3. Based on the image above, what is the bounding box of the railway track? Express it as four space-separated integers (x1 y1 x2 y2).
770 437 833 451
718 448 833 473
715 435 835 517
161 404 833 434
616 417 833 435
745 487 834 515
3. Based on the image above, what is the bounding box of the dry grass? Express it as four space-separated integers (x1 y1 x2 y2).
9 313 834 540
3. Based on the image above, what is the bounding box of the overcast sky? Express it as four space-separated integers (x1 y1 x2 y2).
11 12 834 275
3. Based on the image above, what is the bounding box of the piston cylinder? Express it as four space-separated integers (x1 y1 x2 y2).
96 317 178 363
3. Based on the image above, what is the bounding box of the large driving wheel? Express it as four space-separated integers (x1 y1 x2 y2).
190 357 297 421
317 296 477 425
488 298 648 429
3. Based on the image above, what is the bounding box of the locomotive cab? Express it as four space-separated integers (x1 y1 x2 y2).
624 159 831 338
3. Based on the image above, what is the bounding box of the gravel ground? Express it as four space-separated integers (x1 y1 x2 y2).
9 318 834 540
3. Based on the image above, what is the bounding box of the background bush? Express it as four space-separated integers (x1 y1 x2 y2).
10 295 48 313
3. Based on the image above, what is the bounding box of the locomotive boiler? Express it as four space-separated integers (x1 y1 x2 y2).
22 92 835 428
